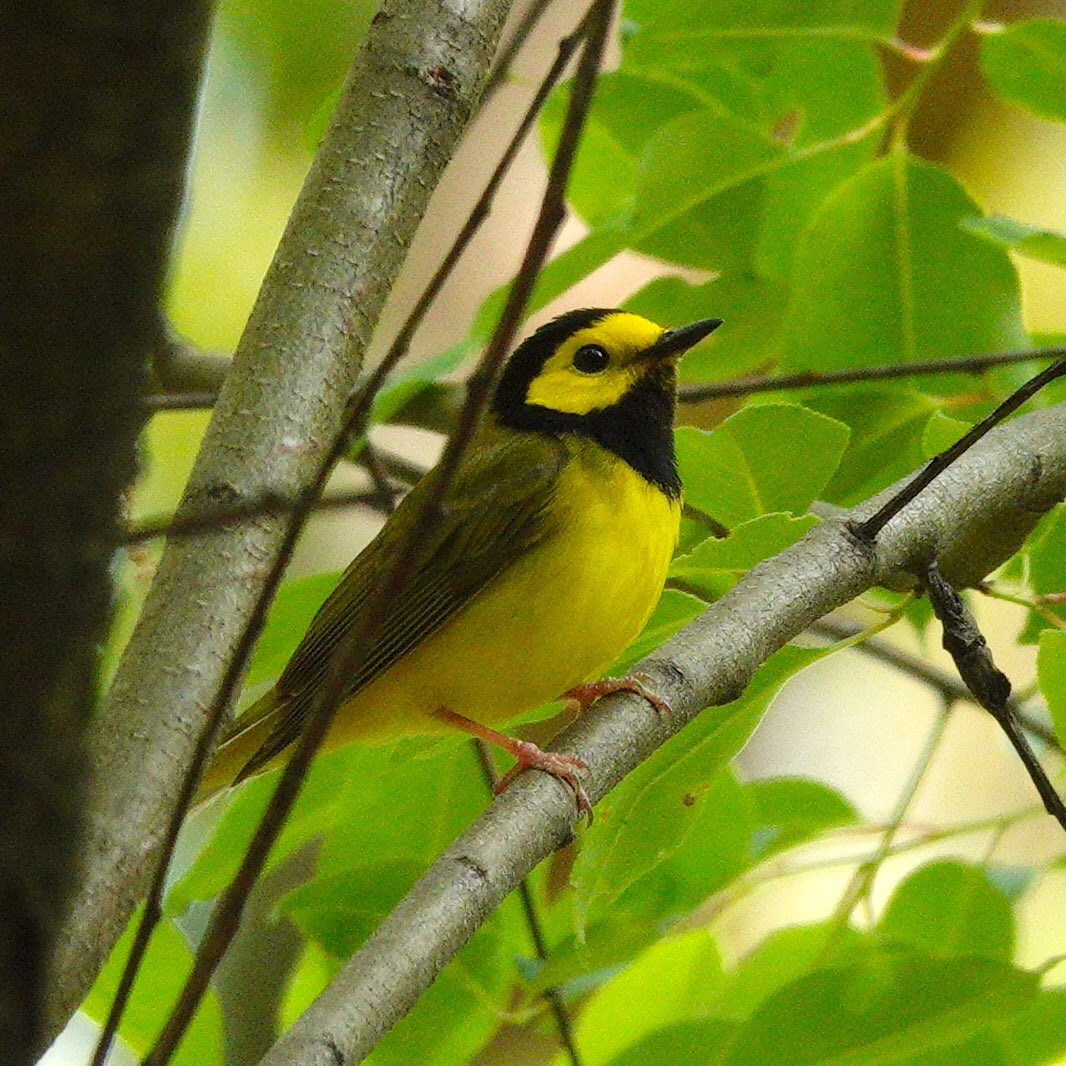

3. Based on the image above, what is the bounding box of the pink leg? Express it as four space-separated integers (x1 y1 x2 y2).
562 672 672 719
432 706 590 816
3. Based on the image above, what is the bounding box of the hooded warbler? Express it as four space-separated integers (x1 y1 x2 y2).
199 309 721 809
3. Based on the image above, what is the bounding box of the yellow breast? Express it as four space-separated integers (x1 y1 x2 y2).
334 442 681 743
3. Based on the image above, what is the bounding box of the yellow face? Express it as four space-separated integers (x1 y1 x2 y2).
525 312 668 415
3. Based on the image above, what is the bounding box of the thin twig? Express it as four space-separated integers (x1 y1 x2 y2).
122 488 397 545
473 741 583 1066
678 347 1066 404
95 5 595 1057
822 697 952 953
482 0 558 103
142 5 612 1060
142 391 219 412
359 442 400 515
924 561 1066 833
853 356 1066 541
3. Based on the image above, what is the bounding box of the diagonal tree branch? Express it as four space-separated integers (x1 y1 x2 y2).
260 402 1066 1064
45 0 516 1043
0 0 211 1058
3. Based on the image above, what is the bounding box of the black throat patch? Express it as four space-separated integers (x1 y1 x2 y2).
492 326 681 498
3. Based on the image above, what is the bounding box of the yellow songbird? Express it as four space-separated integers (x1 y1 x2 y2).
198 309 721 810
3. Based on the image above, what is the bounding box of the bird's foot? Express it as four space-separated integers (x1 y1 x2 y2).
493 742 591 818
562 672 673 719
432 706 590 817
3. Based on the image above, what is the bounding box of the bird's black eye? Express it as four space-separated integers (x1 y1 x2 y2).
573 344 609 374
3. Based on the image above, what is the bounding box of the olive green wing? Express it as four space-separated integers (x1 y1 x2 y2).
235 431 567 778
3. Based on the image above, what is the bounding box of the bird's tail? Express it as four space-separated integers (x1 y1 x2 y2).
193 688 281 806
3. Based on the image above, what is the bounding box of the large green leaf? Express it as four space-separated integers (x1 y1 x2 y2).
566 929 729 1066
782 154 1027 377
623 0 903 50
981 20 1066 124
280 860 516 1066
82 913 223 1065
676 405 849 527
167 740 429 913
804 386 938 505
626 273 789 384
877 861 1015 962
571 645 828 930
607 949 1041 1065
745 776 858 861
671 513 820 600
244 570 338 689
963 215 1066 270
1038 630 1066 748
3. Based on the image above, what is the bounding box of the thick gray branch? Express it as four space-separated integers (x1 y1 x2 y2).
0 1 209 1058
47 0 513 1041
261 403 1066 1065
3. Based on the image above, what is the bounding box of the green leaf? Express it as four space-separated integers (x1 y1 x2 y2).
244 571 338 689
540 71 705 227
631 109 784 271
1021 507 1066 641
729 951 1038 1064
676 405 850 527
713 923 869 1023
1029 506 1066 596
671 513 819 600
314 739 490 877
572 644 828 931
279 859 422 957
626 273 789 384
963 215 1066 269
167 741 419 913
610 767 755 921
623 0 903 48
1038 630 1066 748
981 20 1066 124
782 155 1027 378
370 341 474 425
746 777 858 861
921 411 972 459
569 929 728 1066
607 1020 738 1066
83 913 223 1065
805 386 936 505
282 861 515 1066
996 989 1066 1065
878 861 1015 962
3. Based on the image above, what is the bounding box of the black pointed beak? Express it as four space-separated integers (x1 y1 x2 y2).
643 317 723 361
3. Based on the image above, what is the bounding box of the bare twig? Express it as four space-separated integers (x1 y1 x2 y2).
678 347 1066 404
151 336 231 394
142 4 612 1060
483 0 557 103
924 561 1066 833
853 356 1066 541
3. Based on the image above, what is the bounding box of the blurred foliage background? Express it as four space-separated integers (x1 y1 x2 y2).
59 0 1066 1063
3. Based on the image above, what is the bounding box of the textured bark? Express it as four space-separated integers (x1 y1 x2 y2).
46 0 515 1043
0 1 209 1059
260 403 1066 1065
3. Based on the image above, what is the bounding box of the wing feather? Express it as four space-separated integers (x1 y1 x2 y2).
236 430 566 778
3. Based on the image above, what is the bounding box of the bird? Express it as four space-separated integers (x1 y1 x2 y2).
197 308 721 811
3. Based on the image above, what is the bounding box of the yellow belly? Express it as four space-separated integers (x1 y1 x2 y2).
327 450 680 744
